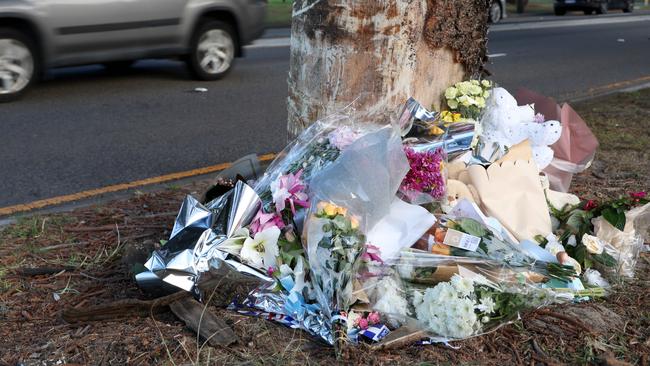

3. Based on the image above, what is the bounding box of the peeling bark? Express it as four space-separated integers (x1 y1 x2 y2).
288 0 490 137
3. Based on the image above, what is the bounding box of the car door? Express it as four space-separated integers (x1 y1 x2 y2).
43 0 188 65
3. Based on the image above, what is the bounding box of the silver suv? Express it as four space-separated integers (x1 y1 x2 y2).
0 0 267 102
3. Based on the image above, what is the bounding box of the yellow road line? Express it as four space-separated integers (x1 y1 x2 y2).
0 153 277 217
586 75 650 95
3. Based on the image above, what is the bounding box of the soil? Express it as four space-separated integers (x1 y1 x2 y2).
1 90 649 366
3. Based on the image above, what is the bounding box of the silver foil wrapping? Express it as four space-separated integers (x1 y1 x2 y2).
136 180 335 344
404 122 475 159
139 181 262 292
397 97 439 136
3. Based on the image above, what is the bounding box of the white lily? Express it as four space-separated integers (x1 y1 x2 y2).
240 226 280 270
217 227 250 256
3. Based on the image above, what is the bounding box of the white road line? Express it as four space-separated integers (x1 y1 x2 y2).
491 14 650 32
247 14 650 49
488 53 507 58
246 37 291 49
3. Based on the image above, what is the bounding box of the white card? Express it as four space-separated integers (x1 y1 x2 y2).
443 228 481 252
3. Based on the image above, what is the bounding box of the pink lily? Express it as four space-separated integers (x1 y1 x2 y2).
271 169 310 214
361 244 384 264
250 208 285 235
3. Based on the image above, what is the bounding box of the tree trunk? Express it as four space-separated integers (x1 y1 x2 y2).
287 0 490 137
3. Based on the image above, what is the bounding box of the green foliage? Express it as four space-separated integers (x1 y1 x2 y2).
601 207 626 231
547 263 578 282
456 218 489 238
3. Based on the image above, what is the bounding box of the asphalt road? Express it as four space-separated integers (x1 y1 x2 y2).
2 15 650 208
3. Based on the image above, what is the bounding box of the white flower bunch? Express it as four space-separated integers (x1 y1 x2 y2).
444 79 492 121
240 226 280 271
413 274 496 339
372 277 410 327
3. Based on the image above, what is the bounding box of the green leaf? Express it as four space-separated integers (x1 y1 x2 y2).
573 244 587 267
565 209 590 234
318 237 333 249
332 216 349 231
534 235 548 248
592 251 617 267
458 218 488 238
601 207 626 231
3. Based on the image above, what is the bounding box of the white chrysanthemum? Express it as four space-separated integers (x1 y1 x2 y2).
445 87 458 100
240 226 280 270
398 263 415 279
373 277 410 318
451 275 474 297
476 297 496 314
413 290 424 307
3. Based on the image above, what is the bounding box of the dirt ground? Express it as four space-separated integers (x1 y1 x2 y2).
1 90 649 366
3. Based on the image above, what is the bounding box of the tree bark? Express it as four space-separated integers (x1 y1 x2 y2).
288 0 490 137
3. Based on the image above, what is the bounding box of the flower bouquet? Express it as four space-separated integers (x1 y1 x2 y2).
399 147 447 205
305 201 366 351
444 79 492 122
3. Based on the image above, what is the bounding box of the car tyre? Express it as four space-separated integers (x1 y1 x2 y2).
583 9 594 15
0 28 38 103
488 1 502 23
595 2 608 14
623 2 633 12
187 20 237 81
554 7 567 15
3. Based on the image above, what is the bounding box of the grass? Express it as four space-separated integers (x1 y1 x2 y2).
266 0 293 28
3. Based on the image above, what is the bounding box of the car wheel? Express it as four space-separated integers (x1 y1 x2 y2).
583 9 594 15
187 20 236 81
554 7 567 15
595 2 608 14
0 28 37 103
623 2 633 12
488 1 502 23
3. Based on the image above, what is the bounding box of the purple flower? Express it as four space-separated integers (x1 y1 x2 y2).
361 244 384 264
629 191 646 199
328 127 361 150
270 170 310 214
533 113 546 124
401 147 446 200
249 208 285 235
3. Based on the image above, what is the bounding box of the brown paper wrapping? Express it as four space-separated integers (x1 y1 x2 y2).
468 160 551 242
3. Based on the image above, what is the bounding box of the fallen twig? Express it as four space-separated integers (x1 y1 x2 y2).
63 224 169 233
62 290 188 323
16 266 76 276
169 297 237 347
535 309 595 335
